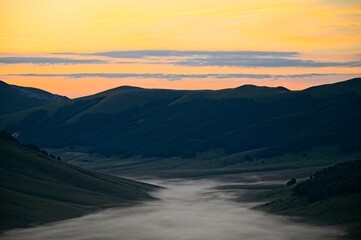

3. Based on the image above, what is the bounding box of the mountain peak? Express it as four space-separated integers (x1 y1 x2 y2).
0 81 68 115
304 77 361 96
0 80 8 86
235 84 290 92
97 85 144 96
116 85 143 90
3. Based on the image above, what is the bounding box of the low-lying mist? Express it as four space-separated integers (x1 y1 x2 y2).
2 179 342 240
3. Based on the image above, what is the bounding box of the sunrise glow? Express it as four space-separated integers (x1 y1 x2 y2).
1 0 360 97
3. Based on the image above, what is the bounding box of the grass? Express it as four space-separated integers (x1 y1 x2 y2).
0 136 159 232
50 145 360 181
254 186 361 239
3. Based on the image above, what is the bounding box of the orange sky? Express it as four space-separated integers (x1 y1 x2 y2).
0 0 360 98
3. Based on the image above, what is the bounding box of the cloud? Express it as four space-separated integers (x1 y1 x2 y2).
60 50 299 59
174 57 360 68
0 57 107 65
58 50 360 68
323 0 360 6
12 73 338 81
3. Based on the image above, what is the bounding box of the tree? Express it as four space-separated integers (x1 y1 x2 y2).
287 178 297 186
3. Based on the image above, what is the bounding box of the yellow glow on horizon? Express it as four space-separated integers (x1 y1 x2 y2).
1 0 361 53
0 0 360 97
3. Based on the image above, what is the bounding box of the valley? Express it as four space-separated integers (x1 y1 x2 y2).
2 2 361 239
0 78 360 239
0 179 343 240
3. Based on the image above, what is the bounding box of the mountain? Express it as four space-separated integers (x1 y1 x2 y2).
1 78 360 165
0 131 157 231
0 80 68 115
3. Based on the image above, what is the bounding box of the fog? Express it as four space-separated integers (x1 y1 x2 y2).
2 179 342 240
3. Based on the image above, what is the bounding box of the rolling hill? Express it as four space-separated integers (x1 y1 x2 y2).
0 80 68 115
0 131 158 231
1 78 360 163
257 159 361 239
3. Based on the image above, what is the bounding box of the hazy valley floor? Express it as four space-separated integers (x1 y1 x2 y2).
1 179 343 240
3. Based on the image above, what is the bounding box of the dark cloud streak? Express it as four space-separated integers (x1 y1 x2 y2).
174 57 360 68
60 50 299 59
13 73 338 81
54 50 360 68
0 57 107 65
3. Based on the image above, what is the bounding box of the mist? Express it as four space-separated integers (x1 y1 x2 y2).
2 179 342 240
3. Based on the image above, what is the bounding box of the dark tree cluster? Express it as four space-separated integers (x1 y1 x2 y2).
0 130 62 161
0 130 19 144
286 178 297 186
293 160 361 202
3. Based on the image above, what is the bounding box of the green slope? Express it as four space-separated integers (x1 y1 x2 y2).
0 132 158 231
256 160 361 239
0 80 68 115
0 78 360 166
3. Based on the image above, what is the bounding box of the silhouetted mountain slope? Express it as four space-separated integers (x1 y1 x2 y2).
0 132 157 231
258 159 361 239
0 80 68 115
293 159 361 202
1 78 360 160
304 78 361 97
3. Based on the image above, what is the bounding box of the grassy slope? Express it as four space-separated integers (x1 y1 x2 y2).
255 160 361 239
256 188 361 239
0 80 67 115
0 79 357 166
256 187 361 224
3 78 360 161
0 136 158 232
55 144 360 179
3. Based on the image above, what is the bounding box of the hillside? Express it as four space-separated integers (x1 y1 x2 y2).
257 159 361 239
0 78 360 168
0 132 158 231
0 80 68 115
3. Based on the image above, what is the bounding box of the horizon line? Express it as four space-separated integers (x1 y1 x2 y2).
1 77 360 99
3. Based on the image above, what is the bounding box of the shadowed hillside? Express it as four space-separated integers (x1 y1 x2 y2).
257 159 361 239
0 80 68 115
0 132 158 231
1 78 360 163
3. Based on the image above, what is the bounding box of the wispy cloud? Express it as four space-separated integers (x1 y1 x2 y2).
69 50 299 59
4 51 359 68
57 50 360 68
174 57 360 68
0 57 107 65
12 73 338 81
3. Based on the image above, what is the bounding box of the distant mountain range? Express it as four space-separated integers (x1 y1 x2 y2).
1 78 360 162
0 131 157 231
0 80 68 115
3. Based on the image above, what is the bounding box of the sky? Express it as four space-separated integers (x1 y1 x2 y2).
0 0 360 98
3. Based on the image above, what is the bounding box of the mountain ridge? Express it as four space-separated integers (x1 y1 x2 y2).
1 78 360 163
0 80 68 115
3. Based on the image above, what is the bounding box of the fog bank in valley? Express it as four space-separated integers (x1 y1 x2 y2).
2 179 342 240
